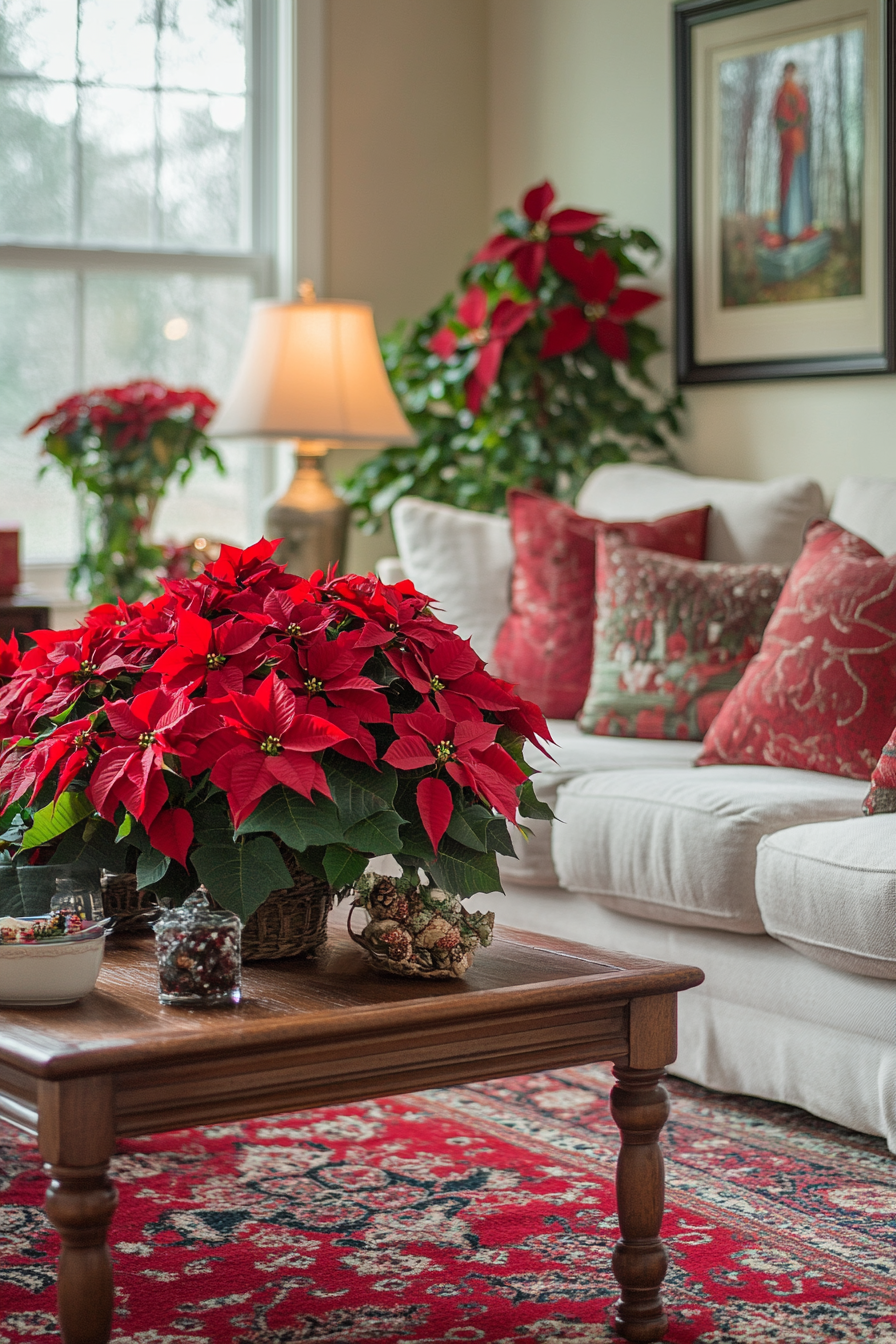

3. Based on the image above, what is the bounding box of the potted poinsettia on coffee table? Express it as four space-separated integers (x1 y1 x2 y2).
0 541 552 971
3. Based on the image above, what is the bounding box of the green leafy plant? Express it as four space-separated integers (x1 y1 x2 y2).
342 180 683 528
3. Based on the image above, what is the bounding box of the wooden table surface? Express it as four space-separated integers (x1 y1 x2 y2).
0 922 703 1344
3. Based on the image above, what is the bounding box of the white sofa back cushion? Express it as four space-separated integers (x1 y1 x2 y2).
389 466 827 663
575 463 825 564
830 476 896 555
390 497 513 662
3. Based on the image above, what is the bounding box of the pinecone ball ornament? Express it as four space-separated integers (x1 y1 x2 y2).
346 872 494 979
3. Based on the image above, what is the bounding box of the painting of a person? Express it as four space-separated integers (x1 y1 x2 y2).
774 60 817 244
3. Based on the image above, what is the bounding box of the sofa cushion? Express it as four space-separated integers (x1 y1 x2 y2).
830 475 896 556
578 534 787 740
501 722 702 887
491 490 709 719
576 463 825 564
390 497 513 663
551 765 868 933
756 816 896 979
698 520 896 781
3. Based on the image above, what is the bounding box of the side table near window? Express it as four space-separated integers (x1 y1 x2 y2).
0 595 51 643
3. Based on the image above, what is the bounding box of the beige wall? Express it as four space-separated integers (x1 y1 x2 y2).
487 0 896 499
326 0 490 573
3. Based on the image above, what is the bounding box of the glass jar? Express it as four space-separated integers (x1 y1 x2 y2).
154 891 241 1007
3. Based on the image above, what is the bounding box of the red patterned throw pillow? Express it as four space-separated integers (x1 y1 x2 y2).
491 490 709 719
578 533 787 740
699 520 896 780
864 728 896 813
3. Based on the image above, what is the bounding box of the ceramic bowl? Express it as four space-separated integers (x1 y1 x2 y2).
0 934 105 1006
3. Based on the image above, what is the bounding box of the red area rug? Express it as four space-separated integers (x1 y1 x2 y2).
2 1065 895 1342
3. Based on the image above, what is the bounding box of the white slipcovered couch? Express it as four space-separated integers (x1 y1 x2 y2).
382 465 896 1153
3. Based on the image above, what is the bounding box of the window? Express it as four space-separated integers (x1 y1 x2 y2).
0 0 291 568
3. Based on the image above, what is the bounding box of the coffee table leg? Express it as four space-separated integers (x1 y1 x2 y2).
609 1064 670 1343
44 1161 118 1344
38 1077 117 1344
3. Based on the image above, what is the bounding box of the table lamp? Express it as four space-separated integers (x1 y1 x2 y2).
210 281 416 576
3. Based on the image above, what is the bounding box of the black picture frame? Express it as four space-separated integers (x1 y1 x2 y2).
674 0 896 383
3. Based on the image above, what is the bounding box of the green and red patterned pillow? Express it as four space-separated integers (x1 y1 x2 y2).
863 730 896 813
578 533 788 740
491 490 709 719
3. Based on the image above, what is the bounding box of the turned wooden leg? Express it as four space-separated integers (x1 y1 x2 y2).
44 1161 118 1344
609 1064 670 1343
37 1076 117 1344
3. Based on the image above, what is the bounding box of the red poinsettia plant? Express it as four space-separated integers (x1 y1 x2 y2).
0 541 552 923
344 179 682 526
25 380 221 607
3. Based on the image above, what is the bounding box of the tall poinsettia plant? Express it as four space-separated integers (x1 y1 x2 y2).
25 380 221 606
342 180 682 526
0 541 552 924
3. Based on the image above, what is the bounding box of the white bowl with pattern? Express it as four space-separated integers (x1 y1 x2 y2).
0 935 105 1005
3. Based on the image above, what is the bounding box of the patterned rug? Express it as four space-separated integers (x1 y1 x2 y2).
2 1066 895 1343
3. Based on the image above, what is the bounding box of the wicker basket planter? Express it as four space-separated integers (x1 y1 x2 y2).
101 844 333 961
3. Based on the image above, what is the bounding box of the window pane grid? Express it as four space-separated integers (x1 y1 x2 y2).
0 0 271 568
0 0 248 251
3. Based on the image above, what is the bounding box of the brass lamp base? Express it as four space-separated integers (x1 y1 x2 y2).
265 440 349 577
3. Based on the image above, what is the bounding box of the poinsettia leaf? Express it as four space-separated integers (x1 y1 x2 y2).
324 757 398 828
416 777 453 853
136 845 170 889
292 844 328 882
54 816 122 870
237 785 345 849
147 859 195 906
343 809 405 856
486 815 517 858
191 837 293 923
322 843 369 890
20 790 95 850
428 838 503 899
0 863 23 918
517 778 554 822
191 797 235 845
115 812 134 843
445 803 495 854
393 819 436 865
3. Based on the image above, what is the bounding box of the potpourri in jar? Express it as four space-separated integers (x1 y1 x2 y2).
154 890 241 1007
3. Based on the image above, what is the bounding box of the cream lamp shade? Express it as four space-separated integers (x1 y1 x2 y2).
209 287 415 578
210 296 416 443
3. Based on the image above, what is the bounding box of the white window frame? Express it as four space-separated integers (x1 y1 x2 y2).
1 0 326 610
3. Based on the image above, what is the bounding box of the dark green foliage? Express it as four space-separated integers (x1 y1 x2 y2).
341 209 683 528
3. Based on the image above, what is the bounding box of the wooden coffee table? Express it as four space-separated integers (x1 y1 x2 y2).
0 923 702 1344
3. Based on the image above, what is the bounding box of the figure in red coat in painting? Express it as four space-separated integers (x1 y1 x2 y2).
771 61 818 246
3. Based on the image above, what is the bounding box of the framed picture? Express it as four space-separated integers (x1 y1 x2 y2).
675 0 895 382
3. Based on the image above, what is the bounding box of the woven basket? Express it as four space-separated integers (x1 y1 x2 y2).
100 871 158 930
101 845 333 961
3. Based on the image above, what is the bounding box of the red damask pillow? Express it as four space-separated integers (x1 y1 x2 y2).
698 519 896 779
864 728 896 813
578 533 787 740
491 490 709 719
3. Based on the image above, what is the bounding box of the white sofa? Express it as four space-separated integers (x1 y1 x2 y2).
385 466 896 1154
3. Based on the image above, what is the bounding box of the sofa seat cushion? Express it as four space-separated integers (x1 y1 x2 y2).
551 765 869 933
500 722 702 887
756 816 896 979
